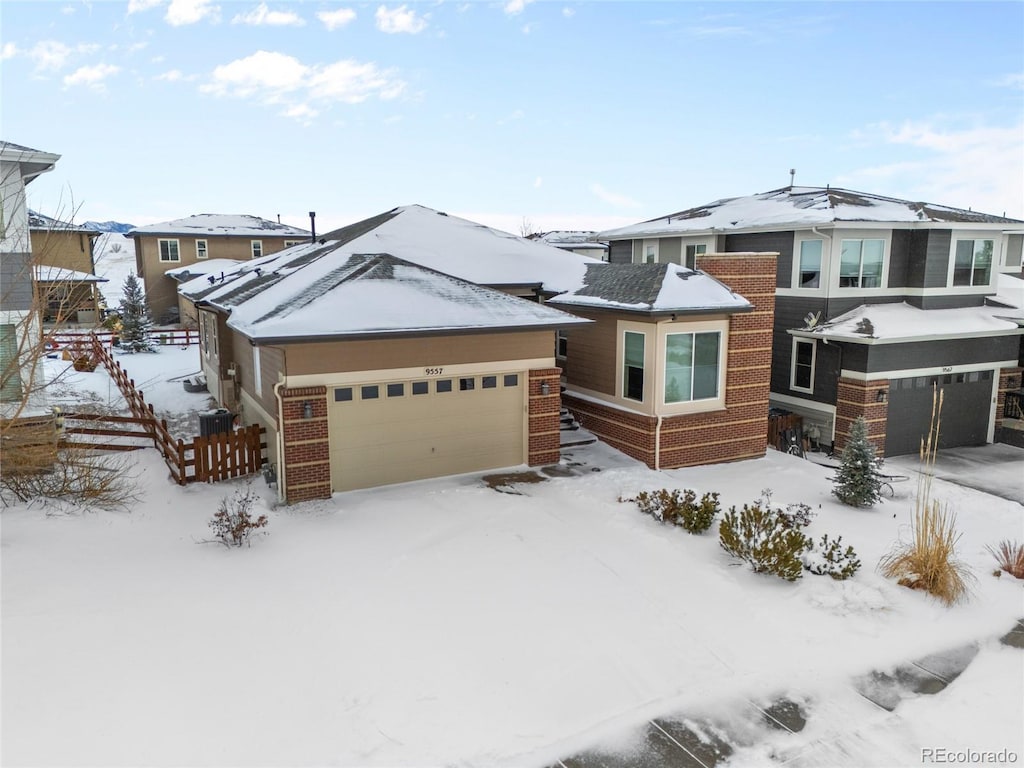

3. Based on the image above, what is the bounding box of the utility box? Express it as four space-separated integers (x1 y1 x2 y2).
199 408 234 437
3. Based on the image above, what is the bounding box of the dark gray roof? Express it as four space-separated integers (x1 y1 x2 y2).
572 264 672 305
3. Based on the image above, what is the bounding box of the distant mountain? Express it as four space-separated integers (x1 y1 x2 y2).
84 220 136 234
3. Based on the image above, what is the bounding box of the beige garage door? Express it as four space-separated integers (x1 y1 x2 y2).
328 372 526 492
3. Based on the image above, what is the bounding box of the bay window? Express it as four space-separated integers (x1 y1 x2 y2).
664 331 720 403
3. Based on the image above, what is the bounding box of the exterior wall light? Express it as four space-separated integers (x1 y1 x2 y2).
303 401 314 419
541 382 550 396
876 390 888 403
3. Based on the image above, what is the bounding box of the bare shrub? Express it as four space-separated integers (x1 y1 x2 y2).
986 541 1024 579
1 444 141 511
208 485 268 548
878 388 974 605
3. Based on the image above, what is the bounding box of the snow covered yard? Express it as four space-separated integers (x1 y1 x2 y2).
2 351 1023 767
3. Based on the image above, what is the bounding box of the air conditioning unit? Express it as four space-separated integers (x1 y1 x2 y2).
226 365 237 378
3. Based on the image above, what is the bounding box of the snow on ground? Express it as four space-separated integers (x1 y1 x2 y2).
3 350 1023 767
92 231 138 307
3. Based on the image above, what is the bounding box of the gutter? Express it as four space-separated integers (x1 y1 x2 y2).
811 226 833 317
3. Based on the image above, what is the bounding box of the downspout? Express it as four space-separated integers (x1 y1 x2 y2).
811 226 833 318
273 378 287 504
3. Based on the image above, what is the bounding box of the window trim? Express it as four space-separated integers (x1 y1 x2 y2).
663 330 722 405
683 243 707 270
622 329 646 402
196 239 208 260
795 238 823 289
158 238 180 263
251 240 263 259
642 239 659 264
837 237 886 289
284 239 303 248
556 330 568 359
949 237 994 287
790 338 816 394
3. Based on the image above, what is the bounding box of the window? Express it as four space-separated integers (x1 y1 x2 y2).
503 374 519 387
839 239 884 288
482 375 497 389
953 239 993 286
196 239 208 260
623 331 645 401
284 240 303 248
158 239 180 262
459 377 475 391
412 381 429 395
664 331 720 403
798 240 822 288
361 385 379 400
556 330 567 359
684 243 706 270
791 339 815 393
253 346 262 397
436 379 453 393
251 240 263 259
334 387 353 402
387 383 404 397
643 240 658 264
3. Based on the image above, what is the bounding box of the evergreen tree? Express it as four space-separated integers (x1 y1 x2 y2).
832 416 883 507
118 272 155 353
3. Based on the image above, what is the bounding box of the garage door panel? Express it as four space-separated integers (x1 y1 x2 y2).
886 371 992 456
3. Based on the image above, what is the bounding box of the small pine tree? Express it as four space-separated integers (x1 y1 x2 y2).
832 416 883 507
118 273 155 352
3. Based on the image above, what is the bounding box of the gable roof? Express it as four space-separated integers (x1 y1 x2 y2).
0 141 60 185
198 252 591 343
127 214 311 239
28 210 100 235
33 266 108 283
165 259 244 283
548 263 752 315
599 186 1024 239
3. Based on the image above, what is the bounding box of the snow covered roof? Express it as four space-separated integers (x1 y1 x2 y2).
548 263 752 315
127 214 310 239
165 259 243 283
34 265 107 283
988 272 1024 311
793 301 1024 345
0 140 60 184
529 231 609 253
208 253 591 342
28 210 100 234
599 186 1024 239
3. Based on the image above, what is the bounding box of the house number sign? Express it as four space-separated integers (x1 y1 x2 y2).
424 367 444 376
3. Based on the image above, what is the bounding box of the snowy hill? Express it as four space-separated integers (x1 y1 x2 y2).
84 220 135 234
92 231 137 306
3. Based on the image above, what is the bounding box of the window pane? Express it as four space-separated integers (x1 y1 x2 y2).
387 383 404 397
334 387 353 402
973 240 993 285
692 332 720 399
459 377 475 391
503 374 519 387
839 240 861 287
482 375 497 389
861 240 884 287
436 379 452 393
361 385 379 400
794 341 813 389
412 381 429 395
799 240 822 288
624 332 645 367
664 333 693 403
953 240 973 286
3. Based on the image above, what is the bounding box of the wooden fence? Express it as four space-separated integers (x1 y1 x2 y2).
83 333 265 484
768 412 803 452
48 328 200 349
61 412 153 452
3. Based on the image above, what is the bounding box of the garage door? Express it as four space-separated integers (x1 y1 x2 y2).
885 370 993 456
328 372 525 491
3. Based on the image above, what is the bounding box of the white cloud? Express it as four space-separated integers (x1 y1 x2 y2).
534 177 543 188
63 63 120 90
2 42 18 60
521 23 532 34
375 5 427 34
201 50 406 115
166 0 220 26
232 3 304 27
590 183 642 209
283 103 318 124
562 7 574 17
127 0 163 13
26 41 72 71
317 8 357 30
839 120 1024 219
993 72 1024 90
155 69 184 81
61 5 76 15
503 0 534 16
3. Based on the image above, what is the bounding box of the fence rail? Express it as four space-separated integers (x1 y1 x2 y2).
48 328 200 349
768 412 803 452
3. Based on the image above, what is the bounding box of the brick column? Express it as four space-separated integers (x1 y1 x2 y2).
996 366 1023 429
280 385 331 504
835 377 889 455
527 368 562 466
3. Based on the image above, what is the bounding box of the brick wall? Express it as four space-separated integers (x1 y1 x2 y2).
566 253 777 470
834 377 889 455
280 385 331 503
528 368 562 466
996 366 1023 429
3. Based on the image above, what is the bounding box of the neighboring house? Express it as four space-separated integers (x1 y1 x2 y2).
1 141 60 405
599 186 1024 456
127 214 311 323
547 256 777 469
165 259 243 327
528 231 609 261
29 211 105 325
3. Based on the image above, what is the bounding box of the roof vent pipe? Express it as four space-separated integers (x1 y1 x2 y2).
789 168 795 186
309 211 316 243
277 214 281 224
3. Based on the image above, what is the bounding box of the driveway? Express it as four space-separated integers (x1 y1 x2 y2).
885 442 1024 505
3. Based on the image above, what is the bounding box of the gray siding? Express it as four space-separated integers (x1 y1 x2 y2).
632 240 642 263
773 296 837 404
840 334 1019 375
724 231 793 288
906 294 986 310
921 229 951 288
658 237 681 265
608 240 632 265
888 230 912 288
0 252 33 311
1007 234 1023 269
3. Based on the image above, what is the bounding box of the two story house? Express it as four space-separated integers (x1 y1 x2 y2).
599 186 1024 456
127 214 311 323
29 211 105 326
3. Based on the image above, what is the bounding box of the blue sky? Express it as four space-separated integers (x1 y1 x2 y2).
3 0 1023 234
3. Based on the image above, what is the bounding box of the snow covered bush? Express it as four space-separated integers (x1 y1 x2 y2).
986 540 1024 579
757 488 816 529
117 273 155 353
208 485 268 548
802 534 862 580
831 416 883 508
0 446 140 511
719 502 810 581
633 488 720 534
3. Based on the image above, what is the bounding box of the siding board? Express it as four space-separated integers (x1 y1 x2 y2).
724 232 793 288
